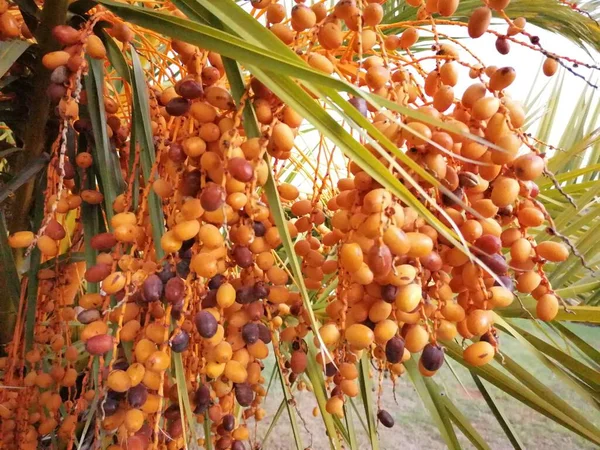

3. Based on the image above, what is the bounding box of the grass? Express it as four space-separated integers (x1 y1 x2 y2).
257 322 600 450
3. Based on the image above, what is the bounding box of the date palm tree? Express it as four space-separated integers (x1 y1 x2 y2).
0 0 599 449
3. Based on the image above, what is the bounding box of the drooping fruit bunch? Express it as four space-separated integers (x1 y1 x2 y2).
0 0 33 40
0 0 586 448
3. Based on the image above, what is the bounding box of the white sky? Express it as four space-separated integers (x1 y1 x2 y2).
450 23 599 146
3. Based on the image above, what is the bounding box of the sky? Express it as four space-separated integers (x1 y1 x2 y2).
449 23 599 146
